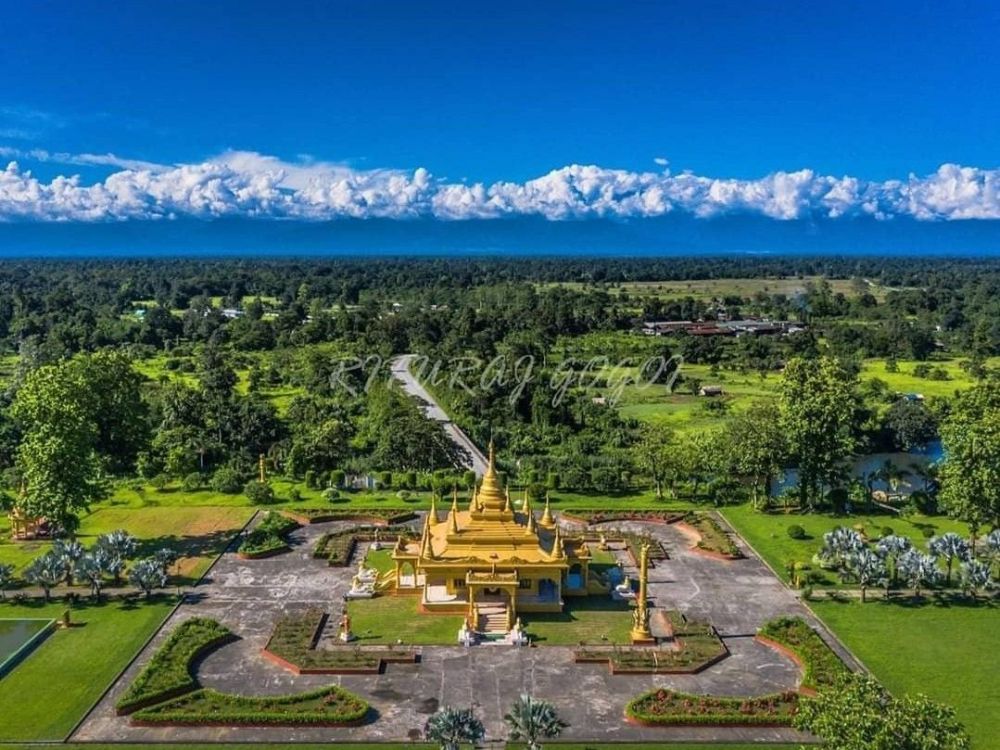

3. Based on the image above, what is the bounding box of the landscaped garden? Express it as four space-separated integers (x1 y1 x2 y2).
522 596 633 646
627 688 801 726
0 599 176 741
344 596 462 645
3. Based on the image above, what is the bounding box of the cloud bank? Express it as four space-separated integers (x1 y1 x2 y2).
0 149 997 223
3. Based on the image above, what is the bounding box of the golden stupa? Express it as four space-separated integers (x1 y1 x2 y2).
391 442 593 631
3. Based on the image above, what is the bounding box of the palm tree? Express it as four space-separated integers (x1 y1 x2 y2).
127 558 167 598
959 560 993 599
848 549 887 603
897 549 939 598
875 534 912 587
24 552 64 602
424 706 485 750
52 539 85 585
504 694 568 750
0 563 13 599
76 548 112 601
928 532 971 586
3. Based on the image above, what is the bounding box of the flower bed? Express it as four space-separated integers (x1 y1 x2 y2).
116 618 237 715
574 612 727 673
281 509 418 525
131 685 370 726
757 616 848 692
680 513 743 559
626 688 799 726
313 525 414 566
262 609 417 674
237 512 299 558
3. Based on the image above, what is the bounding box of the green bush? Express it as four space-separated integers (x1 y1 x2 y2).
239 512 299 557
211 467 243 494
880 526 894 538
244 480 277 505
287 487 302 503
150 473 171 491
116 618 234 714
787 524 807 540
303 469 317 489
182 472 202 492
322 487 342 503
377 471 392 488
329 469 346 488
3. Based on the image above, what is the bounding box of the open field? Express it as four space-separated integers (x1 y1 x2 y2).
811 598 998 749
542 276 866 301
0 505 253 581
721 504 969 586
0 598 176 741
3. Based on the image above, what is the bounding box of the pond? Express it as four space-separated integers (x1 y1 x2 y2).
0 619 54 676
772 440 943 497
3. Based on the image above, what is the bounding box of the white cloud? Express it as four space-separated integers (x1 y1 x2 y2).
0 150 997 223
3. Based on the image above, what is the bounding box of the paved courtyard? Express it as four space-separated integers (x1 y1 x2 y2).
74 513 858 744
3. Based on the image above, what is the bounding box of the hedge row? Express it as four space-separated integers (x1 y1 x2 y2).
758 616 849 691
132 685 369 726
238 512 300 557
313 525 414 566
627 688 799 726
116 618 236 714
282 508 418 525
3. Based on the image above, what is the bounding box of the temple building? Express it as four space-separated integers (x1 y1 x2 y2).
391 443 596 633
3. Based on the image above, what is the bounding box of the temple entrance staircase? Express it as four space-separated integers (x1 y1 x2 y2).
475 603 510 637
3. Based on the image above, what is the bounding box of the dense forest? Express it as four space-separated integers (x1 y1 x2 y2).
0 256 998 536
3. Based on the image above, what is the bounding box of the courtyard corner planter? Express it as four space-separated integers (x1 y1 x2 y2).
116 618 237 715
131 684 371 727
625 688 800 727
757 616 849 693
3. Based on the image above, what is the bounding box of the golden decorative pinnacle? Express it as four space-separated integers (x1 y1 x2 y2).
520 488 529 513
428 493 439 526
630 541 653 643
550 524 564 559
540 492 555 528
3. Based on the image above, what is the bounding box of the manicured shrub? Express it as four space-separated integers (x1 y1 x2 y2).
377 471 392 488
787 524 807 540
287 487 302 503
758 616 849 691
182 472 202 492
239 512 299 557
150 473 171 491
244 480 277 505
396 489 411 501
303 470 317 489
211 467 243 494
880 526 895 538
322 487 342 503
329 469 346 488
627 688 799 726
117 618 235 714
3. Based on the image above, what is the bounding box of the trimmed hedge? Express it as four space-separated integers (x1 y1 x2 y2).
132 685 369 726
566 510 686 525
684 513 743 558
627 688 799 726
758 616 849 691
238 512 300 557
116 618 236 714
313 525 414 566
282 509 418 525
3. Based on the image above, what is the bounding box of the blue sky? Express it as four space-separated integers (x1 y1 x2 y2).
0 1 998 253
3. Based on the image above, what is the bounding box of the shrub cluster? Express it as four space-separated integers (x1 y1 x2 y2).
758 616 849 691
684 513 743 558
238 512 299 557
116 618 236 714
132 685 369 726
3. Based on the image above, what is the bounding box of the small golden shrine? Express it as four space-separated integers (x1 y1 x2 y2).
7 506 47 540
391 442 594 632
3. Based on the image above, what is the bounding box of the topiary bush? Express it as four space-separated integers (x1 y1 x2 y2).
211 467 243 494
182 472 202 492
787 524 807 540
244 480 277 505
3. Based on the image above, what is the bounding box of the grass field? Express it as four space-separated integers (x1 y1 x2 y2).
346 596 462 644
542 276 864 301
721 504 969 586
810 598 998 749
0 598 176 741
523 597 633 645
0 505 253 582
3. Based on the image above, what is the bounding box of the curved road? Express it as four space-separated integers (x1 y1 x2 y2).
390 354 489 476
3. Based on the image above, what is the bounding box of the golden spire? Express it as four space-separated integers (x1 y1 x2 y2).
468 485 478 513
525 505 537 535
550 524 564 559
420 514 434 559
520 488 529 513
630 541 653 643
449 490 460 534
476 437 506 510
540 492 555 528
503 486 512 513
428 492 439 526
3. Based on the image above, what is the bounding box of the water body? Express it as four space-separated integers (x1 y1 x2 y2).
0 619 50 665
773 440 943 497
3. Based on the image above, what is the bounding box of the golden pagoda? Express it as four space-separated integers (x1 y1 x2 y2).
391 441 593 632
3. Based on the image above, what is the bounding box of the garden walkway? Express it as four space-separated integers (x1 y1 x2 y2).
74 517 832 745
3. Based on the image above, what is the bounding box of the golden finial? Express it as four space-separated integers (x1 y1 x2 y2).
525 507 537 535
520 487 529 513
258 453 266 483
503 486 512 513
449 493 460 534
428 493 439 526
551 524 564 559
540 492 555 528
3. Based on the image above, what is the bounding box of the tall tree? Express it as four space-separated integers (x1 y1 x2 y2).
778 357 858 508
724 400 787 508
939 380 1000 548
631 423 675 499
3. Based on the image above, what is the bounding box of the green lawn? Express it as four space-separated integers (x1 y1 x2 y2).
346 595 462 644
721 504 969 586
0 505 253 583
0 598 176 741
810 598 998 749
524 597 633 646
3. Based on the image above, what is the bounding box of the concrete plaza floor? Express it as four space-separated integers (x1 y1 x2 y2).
74 514 856 744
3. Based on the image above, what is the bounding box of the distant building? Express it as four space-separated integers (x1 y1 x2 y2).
221 308 243 319
699 385 725 397
640 318 806 337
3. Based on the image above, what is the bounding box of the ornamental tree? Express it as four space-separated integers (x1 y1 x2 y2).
24 551 65 601
959 560 993 598
847 548 887 603
128 558 167 598
795 673 969 750
424 706 485 750
504 694 568 750
928 532 971 585
874 534 912 586
897 549 940 597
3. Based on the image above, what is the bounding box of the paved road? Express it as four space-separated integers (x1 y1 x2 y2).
390 354 489 476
